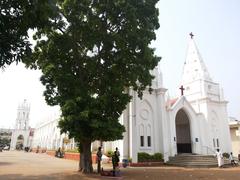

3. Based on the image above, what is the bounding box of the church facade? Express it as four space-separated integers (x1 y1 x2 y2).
28 35 232 163
107 35 232 163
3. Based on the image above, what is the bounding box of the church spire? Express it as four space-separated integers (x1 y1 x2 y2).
182 33 212 84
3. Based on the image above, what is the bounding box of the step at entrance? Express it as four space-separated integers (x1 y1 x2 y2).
166 154 230 168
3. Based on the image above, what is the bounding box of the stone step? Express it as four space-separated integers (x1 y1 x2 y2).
166 154 230 168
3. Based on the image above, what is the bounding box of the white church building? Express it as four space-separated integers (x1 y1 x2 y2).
29 34 232 163
10 100 34 150
107 34 232 163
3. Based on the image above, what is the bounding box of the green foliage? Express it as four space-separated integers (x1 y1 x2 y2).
152 153 163 160
0 137 11 147
26 0 160 172
222 152 230 158
28 0 160 143
138 152 152 162
0 0 58 67
138 152 163 162
65 149 79 153
106 150 114 157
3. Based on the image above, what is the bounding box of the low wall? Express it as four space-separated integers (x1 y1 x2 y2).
44 150 97 164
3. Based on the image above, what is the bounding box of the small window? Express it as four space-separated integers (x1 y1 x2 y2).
213 139 215 147
195 138 198 142
208 85 212 90
147 136 151 147
140 136 144 147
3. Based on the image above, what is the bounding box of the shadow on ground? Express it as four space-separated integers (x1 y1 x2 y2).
0 162 13 166
0 173 124 180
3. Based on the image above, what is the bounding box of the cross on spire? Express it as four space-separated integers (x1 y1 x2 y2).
189 32 194 39
179 85 185 96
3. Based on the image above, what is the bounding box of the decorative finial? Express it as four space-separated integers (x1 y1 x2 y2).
189 32 194 39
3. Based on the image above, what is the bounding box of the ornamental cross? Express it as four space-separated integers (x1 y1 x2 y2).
189 32 194 39
179 85 185 96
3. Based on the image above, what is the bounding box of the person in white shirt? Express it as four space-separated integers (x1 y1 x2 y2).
216 149 223 168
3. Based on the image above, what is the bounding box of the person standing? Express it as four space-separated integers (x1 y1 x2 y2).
97 147 102 173
229 152 236 166
115 147 120 159
216 149 223 168
112 147 120 176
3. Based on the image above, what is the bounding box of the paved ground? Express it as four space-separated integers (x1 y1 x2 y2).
0 151 240 180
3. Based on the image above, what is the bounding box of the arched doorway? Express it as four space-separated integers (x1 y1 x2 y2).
175 109 192 153
16 135 24 150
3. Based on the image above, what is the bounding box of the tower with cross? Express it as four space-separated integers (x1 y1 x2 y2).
10 100 31 150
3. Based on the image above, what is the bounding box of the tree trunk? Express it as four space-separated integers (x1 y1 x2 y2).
78 140 93 173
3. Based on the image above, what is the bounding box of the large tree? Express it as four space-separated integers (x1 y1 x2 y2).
0 0 58 67
28 0 160 173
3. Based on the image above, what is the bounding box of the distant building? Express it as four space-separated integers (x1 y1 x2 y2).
229 117 240 157
10 100 33 150
32 118 76 150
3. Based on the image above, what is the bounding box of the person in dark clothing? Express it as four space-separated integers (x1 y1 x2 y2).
97 147 102 173
112 148 120 176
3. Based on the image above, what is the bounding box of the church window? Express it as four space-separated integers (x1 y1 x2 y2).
216 138 219 147
208 85 212 90
140 136 144 147
139 124 144 147
147 136 151 147
213 139 216 147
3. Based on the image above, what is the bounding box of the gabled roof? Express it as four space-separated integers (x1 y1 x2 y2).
166 98 178 107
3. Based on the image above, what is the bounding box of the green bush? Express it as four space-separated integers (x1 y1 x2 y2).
106 150 114 157
138 152 163 162
222 152 229 158
128 157 132 163
152 153 163 160
65 149 79 153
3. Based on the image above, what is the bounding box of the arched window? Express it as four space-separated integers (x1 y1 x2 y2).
147 125 151 147
139 124 144 147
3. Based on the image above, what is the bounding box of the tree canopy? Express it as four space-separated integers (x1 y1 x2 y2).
26 0 160 173
0 0 58 67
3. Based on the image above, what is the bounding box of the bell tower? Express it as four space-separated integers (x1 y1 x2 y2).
181 33 221 102
180 33 231 153
15 99 30 130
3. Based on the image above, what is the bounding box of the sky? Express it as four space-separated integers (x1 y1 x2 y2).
0 0 240 128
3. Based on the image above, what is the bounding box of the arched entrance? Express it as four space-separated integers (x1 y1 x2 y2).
175 109 192 153
16 135 24 150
